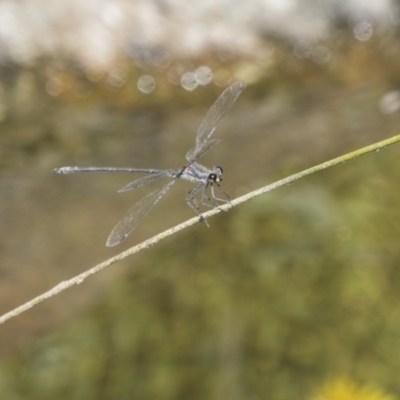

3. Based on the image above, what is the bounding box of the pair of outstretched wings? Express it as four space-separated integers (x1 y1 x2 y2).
107 81 244 246
54 82 244 246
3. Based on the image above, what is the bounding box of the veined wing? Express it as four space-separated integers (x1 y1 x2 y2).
106 179 176 247
118 169 179 192
186 81 244 162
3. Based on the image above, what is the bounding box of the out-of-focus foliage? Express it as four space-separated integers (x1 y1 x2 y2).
1 152 400 399
2 2 400 399
310 377 396 400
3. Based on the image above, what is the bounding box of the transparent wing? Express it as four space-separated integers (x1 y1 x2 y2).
118 172 166 193
190 138 222 161
118 169 180 193
186 81 244 162
106 179 176 247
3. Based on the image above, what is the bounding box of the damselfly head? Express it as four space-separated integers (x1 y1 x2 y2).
209 166 223 182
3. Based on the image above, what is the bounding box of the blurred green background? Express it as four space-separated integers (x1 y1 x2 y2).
1 1 400 399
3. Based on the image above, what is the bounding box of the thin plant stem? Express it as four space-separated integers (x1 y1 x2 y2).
1 134 400 324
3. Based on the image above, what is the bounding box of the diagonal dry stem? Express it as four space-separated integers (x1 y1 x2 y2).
1 134 400 324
